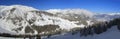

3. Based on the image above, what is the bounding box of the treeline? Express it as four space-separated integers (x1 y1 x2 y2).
79 18 120 37
0 33 41 39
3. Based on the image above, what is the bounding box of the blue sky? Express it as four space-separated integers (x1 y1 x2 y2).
0 0 120 13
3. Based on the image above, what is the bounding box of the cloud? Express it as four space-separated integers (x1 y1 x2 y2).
46 8 94 17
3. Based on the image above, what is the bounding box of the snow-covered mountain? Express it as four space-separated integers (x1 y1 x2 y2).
43 17 120 39
0 5 95 35
94 13 120 21
0 5 120 39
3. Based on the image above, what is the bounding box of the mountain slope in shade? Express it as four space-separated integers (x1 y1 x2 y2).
44 26 120 39
44 17 120 39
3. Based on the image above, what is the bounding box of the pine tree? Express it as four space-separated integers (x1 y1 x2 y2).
87 26 93 35
80 28 84 36
47 34 52 38
102 23 107 32
80 27 87 36
117 25 120 31
93 24 102 34
116 18 120 30
36 35 41 39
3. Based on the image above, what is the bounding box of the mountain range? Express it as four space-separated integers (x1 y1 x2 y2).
0 5 120 39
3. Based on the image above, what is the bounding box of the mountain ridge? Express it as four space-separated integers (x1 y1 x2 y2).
0 5 95 35
0 5 120 37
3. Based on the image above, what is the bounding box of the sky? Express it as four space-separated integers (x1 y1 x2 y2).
0 0 120 13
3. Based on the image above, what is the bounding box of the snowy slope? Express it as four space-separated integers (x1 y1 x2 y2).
1 25 120 39
0 5 94 35
43 26 120 39
0 5 120 39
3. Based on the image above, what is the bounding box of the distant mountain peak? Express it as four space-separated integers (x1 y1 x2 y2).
0 5 38 13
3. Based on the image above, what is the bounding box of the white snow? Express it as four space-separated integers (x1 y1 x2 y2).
0 5 89 34
0 19 18 33
44 26 120 39
0 26 119 39
34 14 81 30
0 5 119 37
86 20 93 25
94 13 120 21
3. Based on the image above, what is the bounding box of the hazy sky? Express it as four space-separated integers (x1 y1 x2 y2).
0 0 120 13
